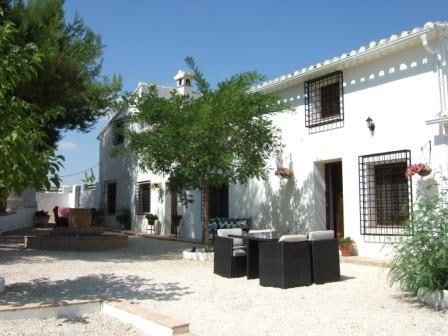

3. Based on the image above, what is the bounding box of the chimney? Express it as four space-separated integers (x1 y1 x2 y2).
174 70 193 96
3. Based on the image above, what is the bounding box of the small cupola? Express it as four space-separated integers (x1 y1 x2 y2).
174 70 193 95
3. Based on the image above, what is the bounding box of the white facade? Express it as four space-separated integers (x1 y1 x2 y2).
98 22 448 256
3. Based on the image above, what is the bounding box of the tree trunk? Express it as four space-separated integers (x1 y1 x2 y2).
0 188 7 214
202 186 210 251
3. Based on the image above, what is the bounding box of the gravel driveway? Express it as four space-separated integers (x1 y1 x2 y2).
0 230 446 336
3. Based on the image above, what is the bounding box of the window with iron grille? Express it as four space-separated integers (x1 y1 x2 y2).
112 119 124 145
358 150 413 236
304 71 344 128
135 181 151 215
106 182 117 215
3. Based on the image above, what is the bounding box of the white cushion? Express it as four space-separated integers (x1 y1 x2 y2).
233 249 247 257
217 228 243 246
249 229 274 234
308 230 335 241
279 234 307 242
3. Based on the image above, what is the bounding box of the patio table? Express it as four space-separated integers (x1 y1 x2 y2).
228 232 281 279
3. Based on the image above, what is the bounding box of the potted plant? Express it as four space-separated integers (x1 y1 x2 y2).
337 234 354 256
405 163 432 178
275 167 293 178
145 213 158 224
115 207 131 230
34 210 50 226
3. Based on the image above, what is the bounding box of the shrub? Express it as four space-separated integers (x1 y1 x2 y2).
115 208 131 230
388 180 448 293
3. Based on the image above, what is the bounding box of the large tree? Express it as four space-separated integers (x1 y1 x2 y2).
123 57 288 249
2 0 122 146
0 12 62 211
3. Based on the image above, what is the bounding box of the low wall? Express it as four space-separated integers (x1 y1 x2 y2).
0 207 36 233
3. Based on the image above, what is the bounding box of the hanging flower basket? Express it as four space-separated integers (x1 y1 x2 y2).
275 167 293 178
405 163 432 178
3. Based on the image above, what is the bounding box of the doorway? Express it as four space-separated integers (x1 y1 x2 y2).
325 162 344 236
209 185 229 218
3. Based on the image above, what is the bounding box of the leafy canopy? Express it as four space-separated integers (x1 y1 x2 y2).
3 0 122 146
124 57 287 195
0 12 63 209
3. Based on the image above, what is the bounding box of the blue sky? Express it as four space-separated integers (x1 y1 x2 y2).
59 0 448 185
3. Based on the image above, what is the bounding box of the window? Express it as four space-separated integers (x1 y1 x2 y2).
112 119 124 145
304 71 344 128
106 182 117 215
135 181 151 214
359 150 413 236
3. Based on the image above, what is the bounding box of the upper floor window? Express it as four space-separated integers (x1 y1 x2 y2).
359 150 413 236
112 119 124 145
304 71 344 128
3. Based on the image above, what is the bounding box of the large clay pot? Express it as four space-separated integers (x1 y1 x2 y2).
339 243 353 256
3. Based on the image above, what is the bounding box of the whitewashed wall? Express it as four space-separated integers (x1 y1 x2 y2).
1 189 37 233
228 40 447 257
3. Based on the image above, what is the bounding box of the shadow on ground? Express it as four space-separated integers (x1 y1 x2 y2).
0 273 192 307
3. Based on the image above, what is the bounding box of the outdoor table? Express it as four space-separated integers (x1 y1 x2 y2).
229 232 281 279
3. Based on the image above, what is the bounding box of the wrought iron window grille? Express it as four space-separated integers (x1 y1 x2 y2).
358 150 413 236
304 71 344 129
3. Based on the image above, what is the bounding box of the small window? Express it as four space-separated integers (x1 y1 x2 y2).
185 79 191 86
112 119 124 145
106 182 117 215
136 181 151 215
304 71 344 128
359 150 413 236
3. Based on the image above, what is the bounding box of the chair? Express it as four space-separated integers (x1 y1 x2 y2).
213 228 247 278
308 230 340 284
259 234 311 288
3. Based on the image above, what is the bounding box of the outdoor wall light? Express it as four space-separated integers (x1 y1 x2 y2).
366 117 375 132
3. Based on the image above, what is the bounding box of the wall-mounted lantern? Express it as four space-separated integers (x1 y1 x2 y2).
366 117 375 133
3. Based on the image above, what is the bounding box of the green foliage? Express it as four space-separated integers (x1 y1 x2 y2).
0 14 63 210
4 0 122 146
337 236 353 245
81 168 96 188
115 207 131 230
122 57 289 244
388 180 448 293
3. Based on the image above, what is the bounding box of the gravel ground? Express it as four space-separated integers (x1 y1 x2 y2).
0 313 145 336
0 231 447 336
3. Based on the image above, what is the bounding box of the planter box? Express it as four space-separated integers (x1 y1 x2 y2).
182 248 214 261
417 287 448 309
34 215 50 226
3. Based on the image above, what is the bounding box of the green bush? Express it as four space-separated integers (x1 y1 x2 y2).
389 180 448 293
115 207 131 230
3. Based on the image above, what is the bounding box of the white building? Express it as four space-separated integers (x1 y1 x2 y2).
98 21 448 257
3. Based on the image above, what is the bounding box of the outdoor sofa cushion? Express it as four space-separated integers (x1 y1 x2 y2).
279 234 307 242
217 228 244 247
308 230 335 241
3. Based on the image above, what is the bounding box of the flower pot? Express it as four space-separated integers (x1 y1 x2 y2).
34 215 50 226
339 243 353 256
417 168 432 177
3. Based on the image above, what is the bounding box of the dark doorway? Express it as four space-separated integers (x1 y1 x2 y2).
325 162 344 236
209 185 229 218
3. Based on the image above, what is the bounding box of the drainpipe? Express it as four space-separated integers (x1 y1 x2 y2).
421 31 448 117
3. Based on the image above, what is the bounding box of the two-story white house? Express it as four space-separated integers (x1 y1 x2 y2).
98 21 448 257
